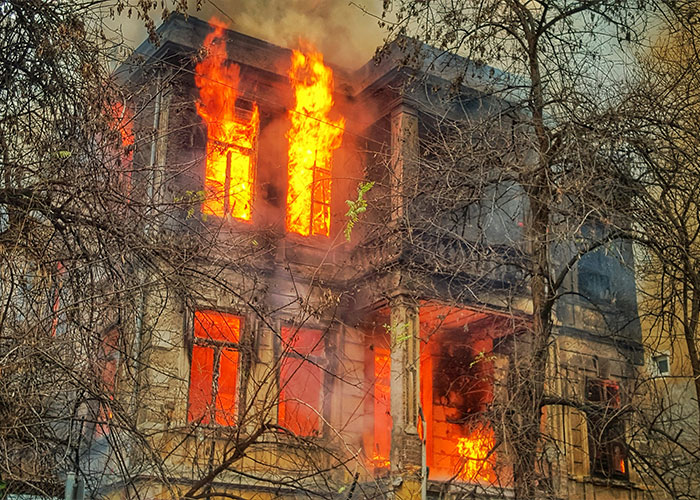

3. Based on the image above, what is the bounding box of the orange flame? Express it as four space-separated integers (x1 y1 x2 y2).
195 19 259 220
110 102 134 191
370 348 391 469
286 45 344 236
456 425 497 483
112 101 134 149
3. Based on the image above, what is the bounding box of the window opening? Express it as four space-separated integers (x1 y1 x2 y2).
195 21 259 220
586 378 627 479
279 326 325 436
187 310 241 426
95 328 120 437
285 47 344 237
366 346 391 470
111 101 134 193
421 331 497 483
652 354 670 377
49 261 65 337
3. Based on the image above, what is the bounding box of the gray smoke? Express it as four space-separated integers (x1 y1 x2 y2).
111 0 386 69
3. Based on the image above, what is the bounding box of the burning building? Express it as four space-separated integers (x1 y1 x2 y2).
93 13 646 500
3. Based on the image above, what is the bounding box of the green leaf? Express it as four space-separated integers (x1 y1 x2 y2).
344 181 374 241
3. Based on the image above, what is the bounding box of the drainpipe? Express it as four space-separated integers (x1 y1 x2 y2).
64 472 84 500
126 69 160 475
134 67 160 377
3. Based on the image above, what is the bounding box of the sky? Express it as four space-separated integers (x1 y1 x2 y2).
109 0 387 69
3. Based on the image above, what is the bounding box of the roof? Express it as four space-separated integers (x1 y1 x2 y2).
115 13 523 104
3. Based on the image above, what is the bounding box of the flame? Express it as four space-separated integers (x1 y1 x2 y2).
456 425 497 483
370 453 391 469
112 101 134 149
195 19 259 220
370 348 391 469
286 45 345 236
110 101 134 191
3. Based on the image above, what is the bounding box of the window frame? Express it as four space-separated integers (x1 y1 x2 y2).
651 353 670 377
187 309 245 427
201 104 259 221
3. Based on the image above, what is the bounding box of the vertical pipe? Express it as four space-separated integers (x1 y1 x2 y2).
64 472 75 500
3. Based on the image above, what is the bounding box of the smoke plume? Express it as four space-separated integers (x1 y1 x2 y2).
113 1 386 69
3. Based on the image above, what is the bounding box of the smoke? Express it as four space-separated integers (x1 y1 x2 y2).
220 0 385 69
112 1 386 70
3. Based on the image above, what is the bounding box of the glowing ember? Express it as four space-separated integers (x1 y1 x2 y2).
456 425 497 483
286 45 344 236
195 19 259 220
370 453 391 469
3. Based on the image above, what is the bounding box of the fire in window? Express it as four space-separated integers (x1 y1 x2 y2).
95 328 120 437
285 46 345 237
586 378 628 479
187 310 241 426
278 327 325 436
365 345 391 470
195 20 259 220
113 101 134 180
421 331 497 483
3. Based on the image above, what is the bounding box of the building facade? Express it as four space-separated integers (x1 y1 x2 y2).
91 14 649 500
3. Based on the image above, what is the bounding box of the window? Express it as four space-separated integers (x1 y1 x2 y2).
95 328 120 437
652 354 670 377
285 48 344 237
421 333 497 483
187 310 241 426
578 222 614 303
285 141 333 237
366 346 391 470
586 378 627 479
202 116 258 221
195 23 259 221
279 327 325 436
112 100 134 193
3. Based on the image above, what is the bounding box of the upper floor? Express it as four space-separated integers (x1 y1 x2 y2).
114 14 640 354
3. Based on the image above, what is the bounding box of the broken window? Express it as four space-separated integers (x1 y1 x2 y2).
285 48 344 237
187 310 241 426
195 23 259 221
586 378 627 479
278 327 325 436
421 331 497 483
111 100 134 193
